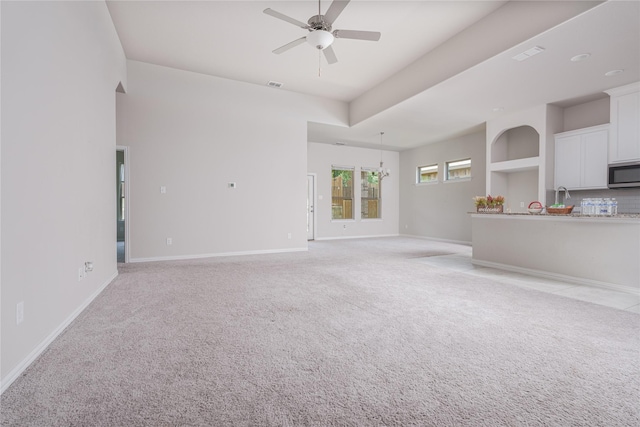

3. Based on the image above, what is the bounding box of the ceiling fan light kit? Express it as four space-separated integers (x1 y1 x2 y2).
264 0 381 65
306 30 334 50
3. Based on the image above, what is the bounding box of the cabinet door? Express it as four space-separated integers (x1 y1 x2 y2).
582 130 608 188
555 135 581 189
610 91 640 162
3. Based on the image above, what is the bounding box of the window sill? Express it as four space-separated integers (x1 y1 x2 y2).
444 177 472 184
416 181 439 186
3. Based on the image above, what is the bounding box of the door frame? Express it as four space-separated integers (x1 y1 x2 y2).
307 173 317 241
116 146 131 263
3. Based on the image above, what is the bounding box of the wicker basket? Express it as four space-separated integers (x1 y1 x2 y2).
476 205 503 214
546 205 574 215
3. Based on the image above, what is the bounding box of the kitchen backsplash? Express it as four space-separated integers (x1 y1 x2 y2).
545 188 640 214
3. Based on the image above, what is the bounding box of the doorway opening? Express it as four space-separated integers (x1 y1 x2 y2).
116 146 129 262
307 174 316 241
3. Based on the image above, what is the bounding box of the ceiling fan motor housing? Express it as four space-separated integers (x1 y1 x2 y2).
308 15 331 30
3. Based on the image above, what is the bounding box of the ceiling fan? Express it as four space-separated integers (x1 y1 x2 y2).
263 0 381 65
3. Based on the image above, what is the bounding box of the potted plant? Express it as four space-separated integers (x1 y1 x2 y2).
473 194 504 213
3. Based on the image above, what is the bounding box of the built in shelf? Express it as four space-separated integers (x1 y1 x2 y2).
491 125 540 163
490 156 540 173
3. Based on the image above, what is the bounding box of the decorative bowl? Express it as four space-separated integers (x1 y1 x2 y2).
528 201 543 214
546 205 574 215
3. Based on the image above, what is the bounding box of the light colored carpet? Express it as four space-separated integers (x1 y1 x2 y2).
2 237 639 426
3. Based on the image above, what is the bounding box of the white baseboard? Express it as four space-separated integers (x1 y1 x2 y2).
315 233 400 241
1 271 119 394
399 233 472 246
130 247 308 263
471 259 640 296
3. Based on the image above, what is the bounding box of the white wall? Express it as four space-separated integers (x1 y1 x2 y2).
399 131 486 244
506 170 539 213
563 97 610 132
307 142 399 239
118 61 347 261
1 1 126 389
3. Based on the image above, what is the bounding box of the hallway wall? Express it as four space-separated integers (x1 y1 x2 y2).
1 1 127 389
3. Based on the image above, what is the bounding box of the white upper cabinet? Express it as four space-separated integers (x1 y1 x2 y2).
555 134 581 189
555 124 608 190
605 82 640 164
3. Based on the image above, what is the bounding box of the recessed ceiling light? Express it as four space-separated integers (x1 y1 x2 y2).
570 53 591 62
335 142 346 146
512 46 545 62
267 80 283 88
605 69 624 77
492 107 504 113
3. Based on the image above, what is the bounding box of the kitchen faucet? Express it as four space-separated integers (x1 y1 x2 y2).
555 186 571 205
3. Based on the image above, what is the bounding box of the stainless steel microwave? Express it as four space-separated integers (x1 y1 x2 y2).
608 161 640 188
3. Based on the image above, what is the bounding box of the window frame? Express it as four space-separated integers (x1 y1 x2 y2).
445 158 472 182
417 164 439 184
331 166 355 221
360 167 382 220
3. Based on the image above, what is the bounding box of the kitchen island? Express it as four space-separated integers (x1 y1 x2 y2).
471 213 640 294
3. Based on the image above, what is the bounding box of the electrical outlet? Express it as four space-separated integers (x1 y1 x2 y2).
160 186 166 194
166 237 173 245
16 302 24 325
78 266 85 281
520 202 525 208
287 233 292 239
343 224 347 229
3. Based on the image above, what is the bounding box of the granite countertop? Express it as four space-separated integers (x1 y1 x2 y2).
472 212 640 219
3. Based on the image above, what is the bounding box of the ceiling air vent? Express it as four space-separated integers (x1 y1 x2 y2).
512 46 545 62
267 81 283 88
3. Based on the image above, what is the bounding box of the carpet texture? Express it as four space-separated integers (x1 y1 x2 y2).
2 237 639 426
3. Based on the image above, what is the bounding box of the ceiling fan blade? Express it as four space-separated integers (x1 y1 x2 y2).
333 29 381 41
263 8 310 29
273 37 307 54
323 0 350 25
323 45 338 64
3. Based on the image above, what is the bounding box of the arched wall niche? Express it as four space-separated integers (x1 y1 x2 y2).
485 104 565 209
488 124 542 212
491 125 540 163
